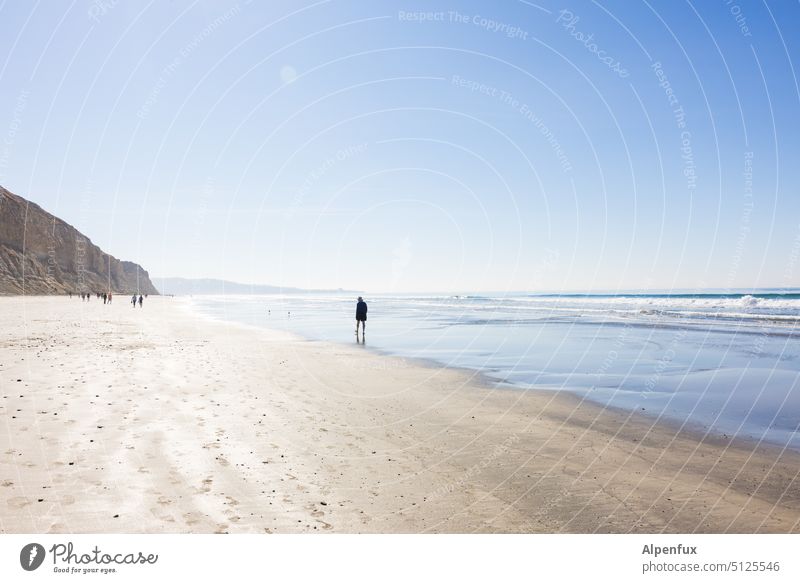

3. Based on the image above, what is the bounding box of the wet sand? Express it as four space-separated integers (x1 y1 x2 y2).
1 296 798 533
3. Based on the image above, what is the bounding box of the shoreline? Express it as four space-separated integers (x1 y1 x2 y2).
1 296 799 533
186 295 800 454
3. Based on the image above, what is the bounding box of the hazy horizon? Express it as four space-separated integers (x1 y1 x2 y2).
2 1 799 293
152 274 800 296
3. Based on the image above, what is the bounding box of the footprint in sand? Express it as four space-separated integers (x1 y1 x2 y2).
150 507 176 523
7 496 32 508
305 504 325 518
182 512 203 526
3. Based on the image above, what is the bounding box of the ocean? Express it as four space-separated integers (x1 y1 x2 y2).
189 291 800 450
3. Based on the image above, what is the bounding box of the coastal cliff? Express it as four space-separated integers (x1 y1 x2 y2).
0 185 158 295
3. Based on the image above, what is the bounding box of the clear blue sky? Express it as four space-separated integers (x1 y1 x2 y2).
1 0 798 292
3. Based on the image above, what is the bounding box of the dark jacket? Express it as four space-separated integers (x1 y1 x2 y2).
356 301 368 321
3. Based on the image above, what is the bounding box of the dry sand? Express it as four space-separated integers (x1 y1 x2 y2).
1 296 798 533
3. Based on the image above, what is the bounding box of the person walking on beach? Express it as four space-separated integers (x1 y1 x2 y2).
138 295 143 308
355 296 367 340
131 294 137 308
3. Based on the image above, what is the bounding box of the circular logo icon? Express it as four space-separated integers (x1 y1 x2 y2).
20 543 46 571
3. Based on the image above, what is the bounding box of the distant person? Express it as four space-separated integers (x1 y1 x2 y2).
355 296 367 340
108 292 112 304
131 294 137 308
138 295 143 308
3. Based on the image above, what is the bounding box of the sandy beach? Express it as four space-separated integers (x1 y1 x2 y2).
1 296 798 534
